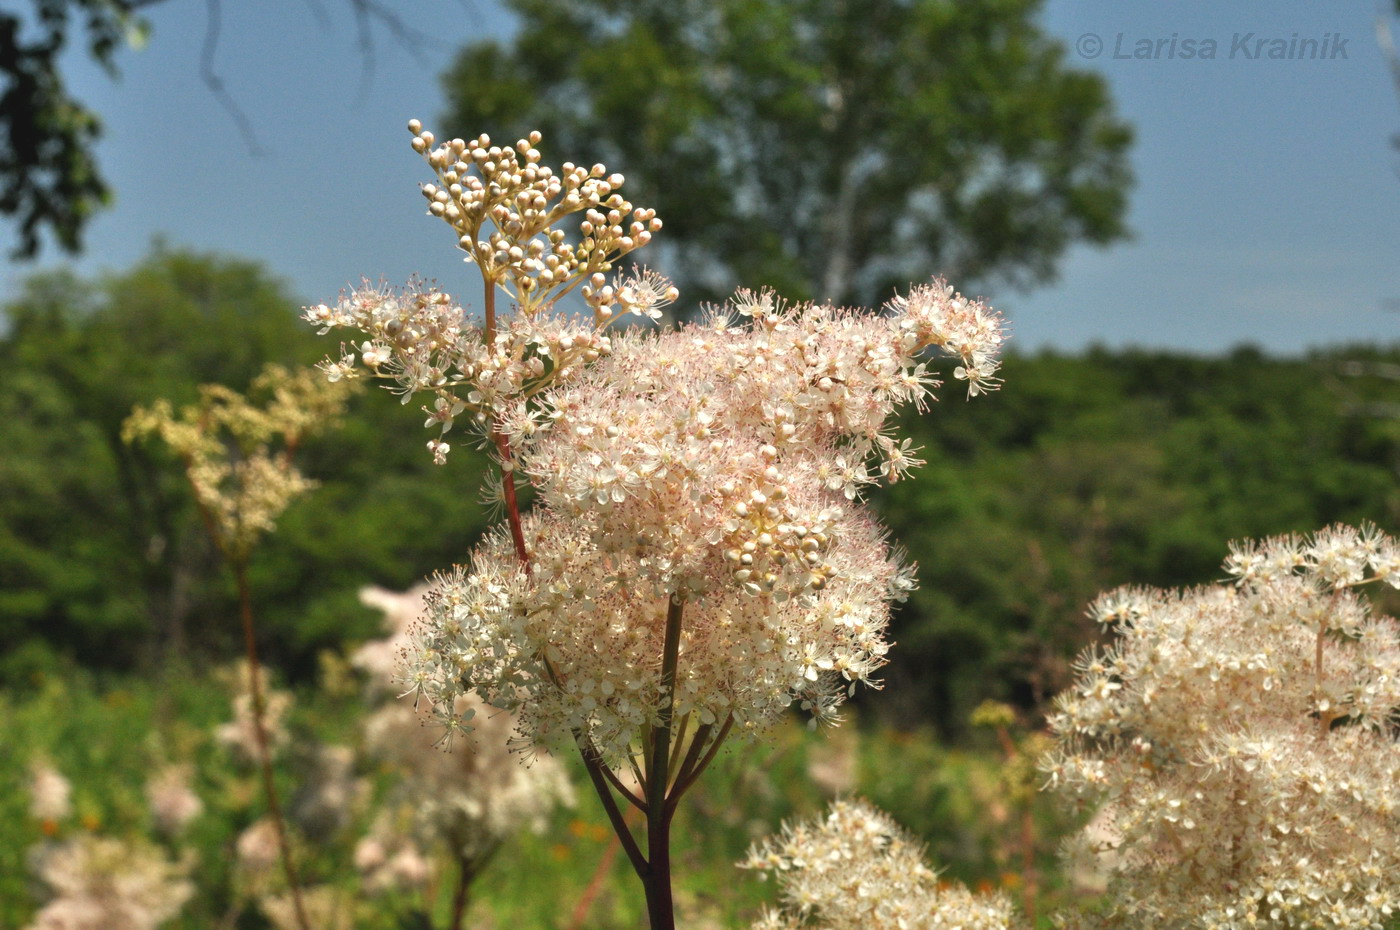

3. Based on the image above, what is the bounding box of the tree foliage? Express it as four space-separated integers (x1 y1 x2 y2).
0 0 450 258
0 247 491 678
875 346 1400 734
441 0 1133 307
0 0 147 258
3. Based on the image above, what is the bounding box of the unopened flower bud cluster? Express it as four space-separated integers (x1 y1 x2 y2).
407 122 661 307
405 281 1003 764
741 798 1014 930
124 365 354 560
1044 524 1400 929
305 128 681 465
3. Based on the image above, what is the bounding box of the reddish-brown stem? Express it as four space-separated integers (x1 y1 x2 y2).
639 596 685 930
479 285 532 572
483 281 496 345
598 759 648 812
492 433 531 568
579 743 648 879
668 716 734 812
234 562 310 930
1020 805 1038 926
673 722 713 794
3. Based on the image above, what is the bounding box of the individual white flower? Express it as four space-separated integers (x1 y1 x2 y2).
216 688 292 765
236 818 281 875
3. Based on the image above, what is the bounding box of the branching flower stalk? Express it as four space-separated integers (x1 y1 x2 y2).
125 365 353 930
308 122 1005 929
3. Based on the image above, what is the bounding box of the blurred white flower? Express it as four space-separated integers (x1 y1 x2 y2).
28 760 72 823
144 765 202 837
1046 524 1400 929
25 835 192 930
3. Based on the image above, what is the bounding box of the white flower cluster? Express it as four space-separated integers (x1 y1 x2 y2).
306 281 612 434
353 585 574 892
741 798 1015 930
404 283 1003 764
1045 524 1400 930
362 696 574 862
25 835 193 930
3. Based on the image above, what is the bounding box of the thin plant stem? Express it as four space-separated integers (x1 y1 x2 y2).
234 561 311 930
673 722 713 790
626 748 649 799
598 760 648 812
492 433 530 567
669 715 734 811
480 286 533 571
579 743 648 878
666 711 691 783
1315 622 1334 738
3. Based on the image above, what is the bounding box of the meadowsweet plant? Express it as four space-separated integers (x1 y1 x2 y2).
24 834 194 930
123 364 354 563
1044 524 1400 929
144 765 203 838
308 121 1005 929
741 798 1014 930
353 586 575 929
124 364 353 930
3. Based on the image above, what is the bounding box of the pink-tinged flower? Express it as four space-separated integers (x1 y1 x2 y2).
144 766 202 837
405 281 1002 766
28 760 72 823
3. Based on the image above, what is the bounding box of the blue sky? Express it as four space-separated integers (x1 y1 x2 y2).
4 0 1400 353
